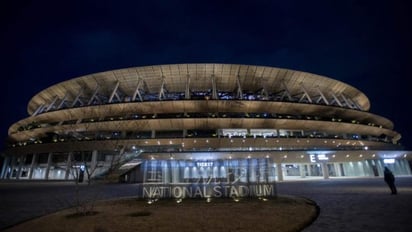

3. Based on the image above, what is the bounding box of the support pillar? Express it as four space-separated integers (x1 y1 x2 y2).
65 152 73 180
0 156 9 179
90 150 98 177
300 164 306 178
28 153 38 179
276 163 283 181
44 152 53 180
9 156 16 179
334 163 342 177
16 156 23 180
322 162 329 179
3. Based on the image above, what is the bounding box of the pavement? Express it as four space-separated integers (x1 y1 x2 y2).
278 176 412 232
1 176 412 231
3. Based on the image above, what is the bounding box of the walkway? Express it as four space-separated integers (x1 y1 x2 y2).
277 176 412 232
1 177 411 231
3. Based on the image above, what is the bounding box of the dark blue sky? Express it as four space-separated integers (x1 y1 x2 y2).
1 0 411 151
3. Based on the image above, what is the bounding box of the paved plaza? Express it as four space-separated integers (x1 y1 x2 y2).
278 177 412 232
1 177 411 231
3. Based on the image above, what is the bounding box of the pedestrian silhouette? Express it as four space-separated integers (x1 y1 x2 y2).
383 167 397 195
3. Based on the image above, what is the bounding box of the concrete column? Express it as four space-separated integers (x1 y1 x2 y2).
90 150 98 177
334 163 342 177
265 158 270 183
151 130 156 138
300 164 306 178
44 152 53 180
0 156 10 179
9 156 16 179
65 152 73 180
16 156 24 180
28 153 38 179
322 162 329 179
276 163 283 181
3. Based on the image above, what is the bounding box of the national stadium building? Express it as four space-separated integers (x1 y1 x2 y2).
1 64 411 197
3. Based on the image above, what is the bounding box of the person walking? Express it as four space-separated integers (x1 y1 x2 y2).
384 167 397 195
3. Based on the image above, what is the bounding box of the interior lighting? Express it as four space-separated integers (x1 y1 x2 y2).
384 159 395 164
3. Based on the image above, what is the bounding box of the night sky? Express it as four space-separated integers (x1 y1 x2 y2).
1 0 411 152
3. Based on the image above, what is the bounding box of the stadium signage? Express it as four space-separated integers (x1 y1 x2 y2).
142 183 276 198
309 154 329 162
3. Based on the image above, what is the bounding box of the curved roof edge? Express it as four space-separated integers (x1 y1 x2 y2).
27 63 371 114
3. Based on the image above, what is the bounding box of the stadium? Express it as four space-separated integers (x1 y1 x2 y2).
1 64 411 197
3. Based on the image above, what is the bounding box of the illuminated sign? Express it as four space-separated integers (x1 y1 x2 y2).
142 183 276 198
196 161 214 167
310 155 316 163
309 154 329 163
317 154 329 161
383 158 395 164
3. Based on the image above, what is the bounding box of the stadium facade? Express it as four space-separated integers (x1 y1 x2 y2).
1 64 411 197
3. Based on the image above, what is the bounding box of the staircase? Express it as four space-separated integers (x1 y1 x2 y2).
96 151 143 183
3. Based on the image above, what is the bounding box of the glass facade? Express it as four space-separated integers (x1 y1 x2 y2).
138 158 277 199
141 158 274 184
